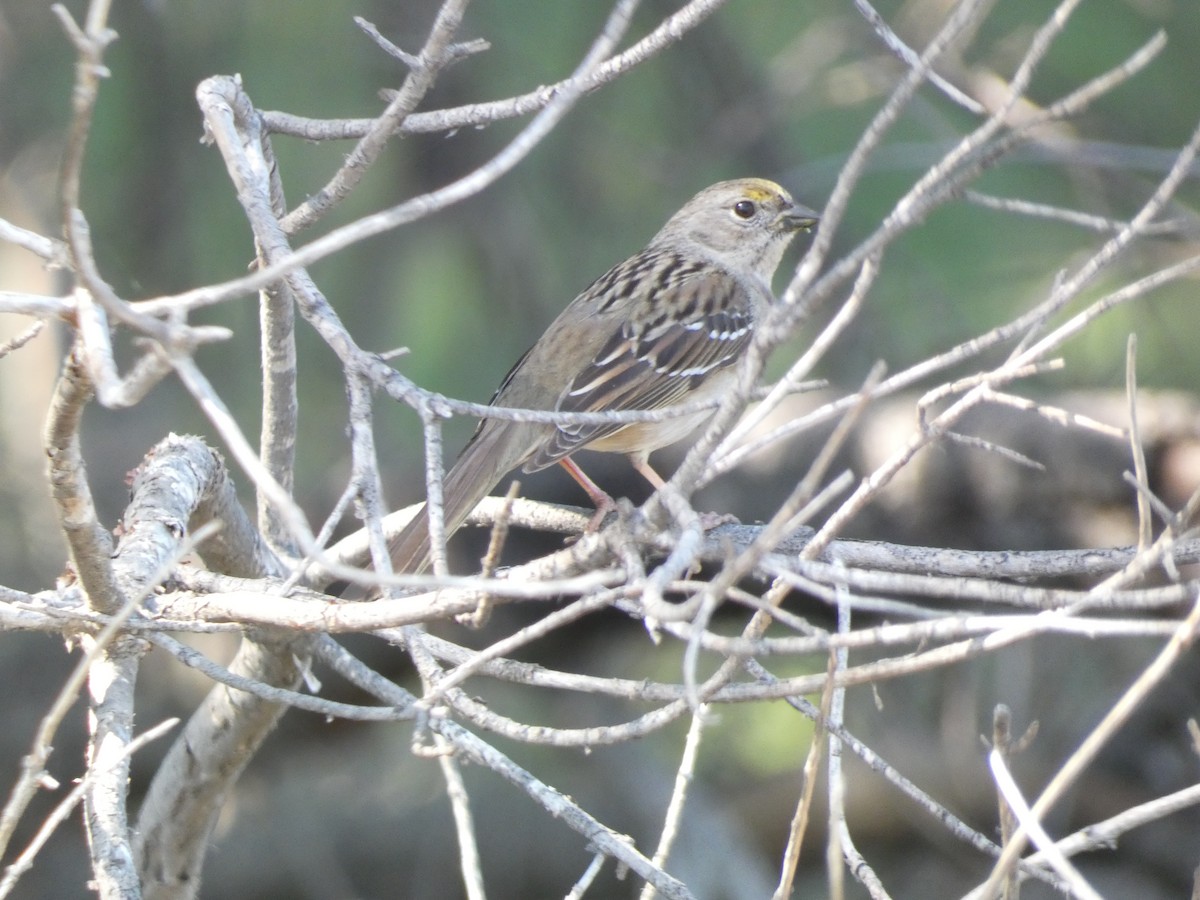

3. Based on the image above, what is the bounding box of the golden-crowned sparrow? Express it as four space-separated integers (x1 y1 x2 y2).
386 178 817 575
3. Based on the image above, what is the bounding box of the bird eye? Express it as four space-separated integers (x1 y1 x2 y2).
733 199 757 219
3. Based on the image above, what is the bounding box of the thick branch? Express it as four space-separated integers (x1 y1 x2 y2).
124 435 307 900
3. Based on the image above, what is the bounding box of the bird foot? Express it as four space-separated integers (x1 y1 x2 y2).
698 511 739 530
584 498 618 532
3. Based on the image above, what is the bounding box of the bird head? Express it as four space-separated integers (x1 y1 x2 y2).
652 178 819 282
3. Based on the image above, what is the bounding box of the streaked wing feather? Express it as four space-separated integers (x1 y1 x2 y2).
528 270 751 469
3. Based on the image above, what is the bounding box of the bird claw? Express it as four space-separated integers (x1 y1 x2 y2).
698 511 739 530
584 500 617 532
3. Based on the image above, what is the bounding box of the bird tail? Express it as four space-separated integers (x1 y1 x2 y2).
385 427 513 576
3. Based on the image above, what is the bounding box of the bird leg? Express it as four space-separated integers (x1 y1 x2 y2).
559 455 736 533
631 455 737 530
629 456 668 491
557 457 617 531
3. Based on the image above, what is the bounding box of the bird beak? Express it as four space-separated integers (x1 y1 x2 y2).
782 203 819 233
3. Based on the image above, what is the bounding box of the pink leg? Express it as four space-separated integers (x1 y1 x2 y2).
629 456 667 491
558 457 616 531
630 454 737 530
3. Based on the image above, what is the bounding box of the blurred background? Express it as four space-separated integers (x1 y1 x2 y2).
2 0 1200 896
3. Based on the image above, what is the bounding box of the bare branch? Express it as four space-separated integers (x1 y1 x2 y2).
138 0 654 320
0 218 67 266
0 320 45 359
43 347 120 611
852 0 985 113
972 591 1200 897
988 746 1102 899
280 0 474 233
260 0 733 141
0 719 177 900
109 434 305 900
317 638 697 899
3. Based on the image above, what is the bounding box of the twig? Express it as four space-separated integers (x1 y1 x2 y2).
0 320 45 358
825 578 852 900
638 705 711 900
989 706 1037 900
43 346 119 611
567 855 609 900
963 190 1183 234
773 627 839 899
281 0 474 233
436 733 487 900
254 123 299 553
420 412 452 578
171 355 319 565
971 588 1200 898
0 218 67 265
852 0 984 112
0 521 217 867
143 632 397 720
469 480 522 625
260 0 733 141
317 637 696 898
988 747 1102 900
1126 335 1152 549
419 591 618 705
711 253 876 475
942 431 1046 472
342 367 397 595
1028 782 1200 872
979 388 1126 441
0 291 73 317
741 660 1061 892
137 0 666 319
0 719 177 900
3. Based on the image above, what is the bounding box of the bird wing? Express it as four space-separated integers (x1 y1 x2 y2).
526 269 752 470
